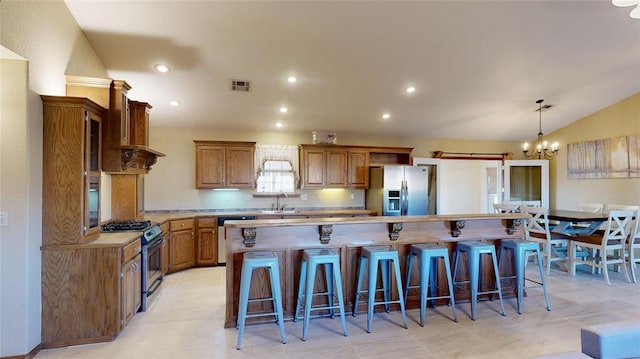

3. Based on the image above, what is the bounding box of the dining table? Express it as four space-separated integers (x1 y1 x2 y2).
548 209 608 237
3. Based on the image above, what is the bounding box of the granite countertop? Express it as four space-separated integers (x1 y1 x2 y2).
60 209 376 247
144 209 376 224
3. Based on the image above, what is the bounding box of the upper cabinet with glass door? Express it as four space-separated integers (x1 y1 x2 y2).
42 96 105 245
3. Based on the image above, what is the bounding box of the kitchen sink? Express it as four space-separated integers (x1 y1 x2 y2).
259 210 298 214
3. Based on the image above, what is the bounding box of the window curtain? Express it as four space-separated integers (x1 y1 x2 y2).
255 144 299 176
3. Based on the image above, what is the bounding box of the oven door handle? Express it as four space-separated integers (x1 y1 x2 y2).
146 235 164 248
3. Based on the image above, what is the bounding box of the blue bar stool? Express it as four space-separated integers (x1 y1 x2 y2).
352 245 408 333
453 241 506 320
498 239 551 314
293 248 348 341
405 243 457 326
236 251 286 350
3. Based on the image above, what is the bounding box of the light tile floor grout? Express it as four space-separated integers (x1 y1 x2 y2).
35 264 640 359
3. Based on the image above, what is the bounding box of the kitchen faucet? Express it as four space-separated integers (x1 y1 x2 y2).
276 192 288 212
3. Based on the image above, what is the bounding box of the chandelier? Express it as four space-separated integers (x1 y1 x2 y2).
612 0 640 19
523 99 559 159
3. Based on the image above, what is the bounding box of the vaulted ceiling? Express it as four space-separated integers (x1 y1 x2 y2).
65 1 640 141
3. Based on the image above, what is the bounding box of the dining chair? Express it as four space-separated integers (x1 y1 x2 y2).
521 205 570 275
604 204 639 214
568 209 634 285
578 203 604 213
493 203 519 214
572 203 605 232
627 208 640 283
521 200 542 208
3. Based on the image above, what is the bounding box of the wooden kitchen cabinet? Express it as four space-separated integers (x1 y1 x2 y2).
121 240 142 327
300 145 348 188
41 237 141 348
65 76 164 174
160 221 170 275
129 100 151 146
42 96 105 245
194 140 256 189
300 144 412 189
111 174 144 221
347 148 369 189
102 80 131 172
169 218 195 272
196 217 217 266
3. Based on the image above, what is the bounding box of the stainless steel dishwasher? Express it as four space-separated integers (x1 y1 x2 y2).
217 215 256 265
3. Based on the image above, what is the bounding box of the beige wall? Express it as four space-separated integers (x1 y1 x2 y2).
145 127 522 211
548 93 640 210
0 1 108 356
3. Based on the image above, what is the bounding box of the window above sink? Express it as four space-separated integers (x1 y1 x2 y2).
254 144 300 194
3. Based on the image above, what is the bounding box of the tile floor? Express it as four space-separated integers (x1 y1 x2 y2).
35 264 640 359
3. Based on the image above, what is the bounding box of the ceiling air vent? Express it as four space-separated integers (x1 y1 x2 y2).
231 79 251 92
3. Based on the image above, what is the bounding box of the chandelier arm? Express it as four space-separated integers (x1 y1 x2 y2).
523 98 559 160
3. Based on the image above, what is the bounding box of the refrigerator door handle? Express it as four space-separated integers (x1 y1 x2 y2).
400 179 408 216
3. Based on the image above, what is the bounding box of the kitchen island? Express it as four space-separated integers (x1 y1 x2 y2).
223 213 529 327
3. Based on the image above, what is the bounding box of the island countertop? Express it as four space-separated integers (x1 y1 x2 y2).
223 213 529 327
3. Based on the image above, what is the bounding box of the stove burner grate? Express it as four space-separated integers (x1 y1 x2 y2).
101 220 152 232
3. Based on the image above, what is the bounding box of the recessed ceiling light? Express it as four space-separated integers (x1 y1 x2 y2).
382 113 391 120
279 106 288 113
275 121 284 128
154 64 170 73
169 100 180 107
406 86 416 94
287 76 297 83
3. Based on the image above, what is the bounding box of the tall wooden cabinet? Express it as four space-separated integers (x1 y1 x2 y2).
194 141 256 189
42 96 104 244
41 96 142 348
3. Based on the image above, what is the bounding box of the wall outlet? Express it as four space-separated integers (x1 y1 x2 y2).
300 194 308 201
0 211 7 226
350 192 355 200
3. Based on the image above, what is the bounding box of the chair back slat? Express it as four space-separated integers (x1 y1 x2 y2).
521 205 550 240
631 209 640 243
604 210 634 244
578 202 603 213
493 203 518 214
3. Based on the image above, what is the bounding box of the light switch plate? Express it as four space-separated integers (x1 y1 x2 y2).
0 211 8 226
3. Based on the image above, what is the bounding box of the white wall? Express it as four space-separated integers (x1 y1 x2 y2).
0 1 108 356
0 49 39 358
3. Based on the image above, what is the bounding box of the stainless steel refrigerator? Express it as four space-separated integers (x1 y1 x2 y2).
366 165 428 216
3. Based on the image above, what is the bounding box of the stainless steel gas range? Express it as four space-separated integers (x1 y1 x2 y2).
101 220 164 312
